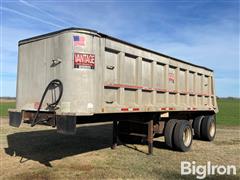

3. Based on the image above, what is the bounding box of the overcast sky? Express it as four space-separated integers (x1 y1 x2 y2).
0 0 239 97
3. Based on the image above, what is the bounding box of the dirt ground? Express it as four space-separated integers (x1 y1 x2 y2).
0 118 239 180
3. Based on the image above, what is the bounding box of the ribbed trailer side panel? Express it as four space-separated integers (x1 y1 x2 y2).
102 38 217 113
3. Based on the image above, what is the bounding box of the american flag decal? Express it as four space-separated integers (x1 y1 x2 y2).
73 35 85 46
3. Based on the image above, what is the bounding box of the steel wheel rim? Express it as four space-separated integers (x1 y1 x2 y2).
209 121 216 137
183 127 192 147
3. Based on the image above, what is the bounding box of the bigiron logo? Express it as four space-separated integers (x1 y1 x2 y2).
181 161 236 179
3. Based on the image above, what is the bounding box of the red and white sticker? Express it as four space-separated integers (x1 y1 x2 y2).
74 53 95 69
120 107 140 111
169 73 175 83
34 102 40 109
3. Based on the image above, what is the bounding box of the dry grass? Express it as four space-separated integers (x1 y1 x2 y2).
0 118 240 179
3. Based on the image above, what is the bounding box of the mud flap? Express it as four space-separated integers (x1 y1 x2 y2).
56 116 76 135
9 111 22 127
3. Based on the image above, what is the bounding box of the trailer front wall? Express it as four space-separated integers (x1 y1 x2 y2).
17 31 101 115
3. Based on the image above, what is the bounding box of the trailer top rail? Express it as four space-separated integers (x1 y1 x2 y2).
19 27 213 72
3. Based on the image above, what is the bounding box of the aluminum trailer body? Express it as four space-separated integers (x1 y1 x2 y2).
9 28 218 153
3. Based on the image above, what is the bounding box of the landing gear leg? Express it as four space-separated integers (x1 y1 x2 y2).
147 120 153 155
111 120 118 149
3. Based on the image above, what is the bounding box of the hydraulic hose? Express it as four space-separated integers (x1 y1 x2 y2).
31 79 63 127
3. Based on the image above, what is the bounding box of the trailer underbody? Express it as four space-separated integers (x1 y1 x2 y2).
9 109 216 154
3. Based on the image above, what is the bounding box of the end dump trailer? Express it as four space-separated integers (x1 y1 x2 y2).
9 28 218 154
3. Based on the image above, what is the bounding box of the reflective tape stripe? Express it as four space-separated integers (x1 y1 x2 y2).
160 107 175 111
133 108 140 111
121 107 140 111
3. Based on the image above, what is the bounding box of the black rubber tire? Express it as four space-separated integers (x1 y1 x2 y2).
173 120 193 152
201 115 216 141
164 119 177 148
193 115 205 139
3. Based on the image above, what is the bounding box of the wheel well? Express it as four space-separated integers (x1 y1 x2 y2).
169 111 216 120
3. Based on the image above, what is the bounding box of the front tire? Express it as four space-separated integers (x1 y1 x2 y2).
164 119 177 148
193 115 204 139
201 115 216 141
173 120 193 152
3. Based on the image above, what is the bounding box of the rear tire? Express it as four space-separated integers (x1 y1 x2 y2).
193 115 204 139
173 120 193 152
201 115 216 141
164 119 177 148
